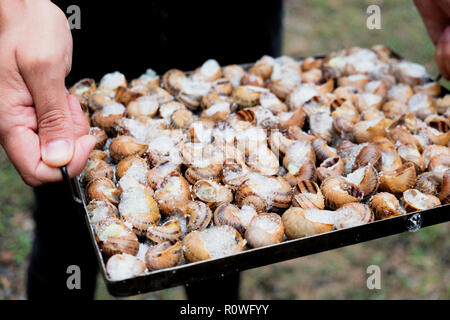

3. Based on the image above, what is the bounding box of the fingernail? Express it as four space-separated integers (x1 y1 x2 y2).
42 140 73 166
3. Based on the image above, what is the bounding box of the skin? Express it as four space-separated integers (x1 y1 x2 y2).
0 0 95 186
414 0 450 79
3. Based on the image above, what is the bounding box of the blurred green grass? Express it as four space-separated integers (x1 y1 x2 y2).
1 0 449 300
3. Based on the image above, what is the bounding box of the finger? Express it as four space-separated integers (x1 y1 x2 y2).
414 0 449 45
441 26 450 80
67 93 90 138
18 58 75 168
435 38 448 79
2 125 96 186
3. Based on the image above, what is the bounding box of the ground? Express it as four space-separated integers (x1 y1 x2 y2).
0 0 449 300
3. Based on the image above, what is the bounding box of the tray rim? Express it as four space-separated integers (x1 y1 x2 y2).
73 52 450 297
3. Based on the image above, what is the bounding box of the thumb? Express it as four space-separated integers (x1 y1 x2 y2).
21 65 75 167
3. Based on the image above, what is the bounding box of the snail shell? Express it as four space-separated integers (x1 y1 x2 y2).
372 137 403 172
282 207 335 239
379 162 417 195
425 115 449 133
232 85 268 107
420 127 450 146
114 86 144 106
109 136 148 162
146 161 180 190
278 108 305 130
88 150 108 161
388 127 423 152
171 109 194 129
106 254 147 281
320 176 364 209
182 225 245 262
397 145 426 173
345 164 379 199
175 200 212 232
91 103 126 134
283 159 316 187
269 131 295 157
292 180 325 210
382 101 408 120
88 90 115 112
235 173 292 212
283 140 316 175
146 86 174 105
246 146 280 177
145 241 183 271
301 68 322 83
146 217 182 243
354 143 381 170
85 178 120 206
312 138 337 164
402 189 441 213
185 162 223 185
407 93 437 120
221 158 249 190
368 192 404 220
260 92 288 115
241 73 265 87
422 145 450 167
115 155 149 182
89 127 108 150
302 57 323 71
69 78 96 109
193 59 222 82
95 218 139 256
192 179 233 208
82 159 114 184
126 95 159 118
214 203 244 234
154 174 191 215
200 102 231 122
316 157 345 182
210 78 233 96
352 118 393 143
415 172 441 196
438 170 450 204
223 64 245 88
118 187 160 236
338 74 370 90
87 199 119 225
245 213 284 248
414 81 441 96
387 84 414 104
162 69 185 96
249 55 274 79
334 203 374 229
428 153 450 181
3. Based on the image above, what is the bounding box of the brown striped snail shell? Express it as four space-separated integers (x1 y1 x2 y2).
282 207 335 239
88 150 108 161
269 131 296 157
185 162 223 185
415 172 441 196
85 178 120 206
213 203 247 235
162 69 185 96
292 180 325 210
312 138 338 164
372 137 403 172
114 86 144 106
428 153 450 181
171 108 195 129
241 73 265 87
175 200 212 232
402 189 441 213
192 179 233 208
388 127 423 152
232 85 268 107
352 118 393 143
320 176 364 209
345 164 379 199
109 135 148 162
154 174 191 215
146 217 182 243
420 127 450 146
245 213 284 248
95 218 140 256
88 90 115 112
146 161 180 190
221 158 249 190
334 203 374 229
278 108 305 130
369 192 404 220
69 78 96 109
145 241 183 271
397 145 426 173
379 162 417 196
354 143 381 170
438 170 450 204
246 146 280 177
89 127 108 150
118 187 161 236
283 159 316 187
316 157 345 182
82 159 114 184
182 225 245 262
201 92 233 110
210 78 233 96
106 254 147 281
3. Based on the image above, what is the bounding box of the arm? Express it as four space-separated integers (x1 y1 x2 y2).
415 0 450 79
0 0 95 186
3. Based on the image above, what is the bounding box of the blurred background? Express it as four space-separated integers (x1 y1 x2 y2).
0 0 449 300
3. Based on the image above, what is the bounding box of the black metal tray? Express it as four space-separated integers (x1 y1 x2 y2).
67 53 450 297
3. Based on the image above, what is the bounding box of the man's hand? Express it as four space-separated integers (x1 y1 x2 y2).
415 0 450 79
0 0 95 186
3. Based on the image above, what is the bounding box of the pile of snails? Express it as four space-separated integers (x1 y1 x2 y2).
73 45 450 281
